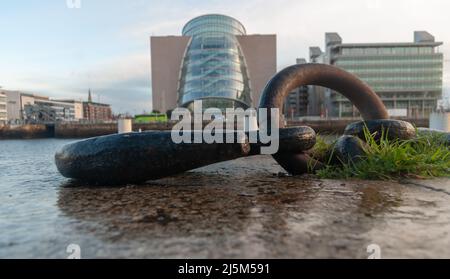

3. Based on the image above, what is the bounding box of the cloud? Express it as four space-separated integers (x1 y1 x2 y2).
4 52 152 113
72 53 150 87
68 52 152 113
3 0 450 112
75 0 450 107
123 0 450 73
123 19 187 39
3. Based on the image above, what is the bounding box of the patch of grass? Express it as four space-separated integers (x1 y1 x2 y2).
314 127 450 180
310 134 335 162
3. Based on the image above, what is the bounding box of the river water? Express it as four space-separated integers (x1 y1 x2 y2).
1 139 450 258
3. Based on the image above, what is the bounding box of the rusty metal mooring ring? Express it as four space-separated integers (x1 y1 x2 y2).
258 63 389 175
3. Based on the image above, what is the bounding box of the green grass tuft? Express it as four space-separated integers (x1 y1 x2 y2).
314 127 450 180
310 134 334 163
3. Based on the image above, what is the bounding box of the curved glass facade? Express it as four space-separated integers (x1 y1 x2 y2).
178 14 252 110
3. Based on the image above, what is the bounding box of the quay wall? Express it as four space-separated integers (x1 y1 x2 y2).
0 118 430 139
0 124 54 139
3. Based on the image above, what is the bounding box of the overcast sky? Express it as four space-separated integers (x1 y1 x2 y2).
1 0 449 114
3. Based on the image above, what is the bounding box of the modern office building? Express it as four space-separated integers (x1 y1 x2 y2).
308 31 443 118
307 47 328 117
151 14 277 113
0 92 7 122
2 90 85 122
283 59 309 118
53 99 84 120
3 90 50 121
2 90 23 121
24 98 81 122
437 98 450 112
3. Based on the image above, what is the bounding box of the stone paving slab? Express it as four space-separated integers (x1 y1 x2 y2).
56 156 450 259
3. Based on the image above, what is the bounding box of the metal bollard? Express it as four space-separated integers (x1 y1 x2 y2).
118 118 133 134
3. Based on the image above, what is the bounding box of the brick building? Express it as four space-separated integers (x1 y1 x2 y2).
82 90 112 121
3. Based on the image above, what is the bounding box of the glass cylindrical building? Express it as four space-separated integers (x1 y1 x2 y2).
178 14 252 111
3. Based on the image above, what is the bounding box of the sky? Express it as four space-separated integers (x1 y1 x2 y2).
1 0 450 114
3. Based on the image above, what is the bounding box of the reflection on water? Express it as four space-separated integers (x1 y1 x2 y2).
1 139 449 258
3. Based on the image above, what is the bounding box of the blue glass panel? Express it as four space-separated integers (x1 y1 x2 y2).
178 15 252 110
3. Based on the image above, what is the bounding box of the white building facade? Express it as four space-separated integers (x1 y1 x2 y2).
0 92 7 122
2 90 83 122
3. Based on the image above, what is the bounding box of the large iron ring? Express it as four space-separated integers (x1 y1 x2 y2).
258 63 389 175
